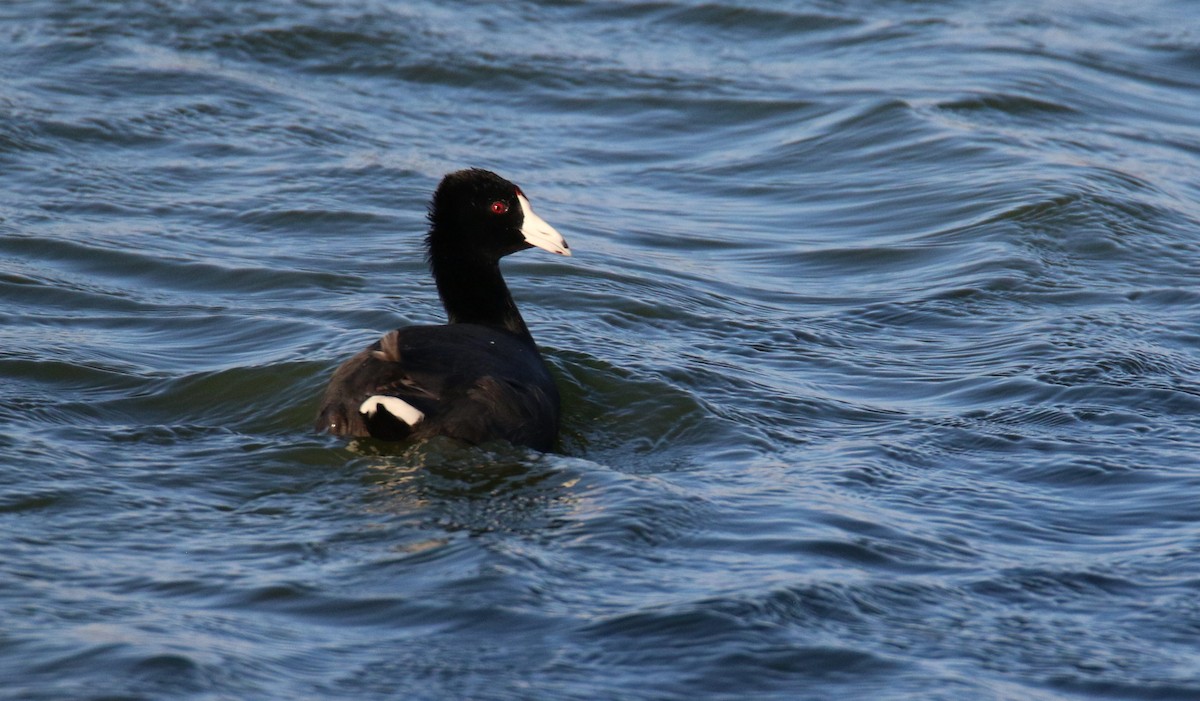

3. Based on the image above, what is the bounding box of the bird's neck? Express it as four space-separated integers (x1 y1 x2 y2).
429 250 532 342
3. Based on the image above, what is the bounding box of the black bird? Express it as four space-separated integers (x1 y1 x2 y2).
315 169 571 451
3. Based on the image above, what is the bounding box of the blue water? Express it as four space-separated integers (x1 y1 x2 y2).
3 1 1200 699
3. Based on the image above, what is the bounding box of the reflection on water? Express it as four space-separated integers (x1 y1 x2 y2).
355 439 590 536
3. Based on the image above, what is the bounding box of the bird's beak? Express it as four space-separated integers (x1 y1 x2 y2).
518 194 571 256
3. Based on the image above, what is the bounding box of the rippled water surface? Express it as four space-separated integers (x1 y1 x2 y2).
4 1 1200 699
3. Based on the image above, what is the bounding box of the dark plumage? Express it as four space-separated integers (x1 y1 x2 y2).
315 169 571 451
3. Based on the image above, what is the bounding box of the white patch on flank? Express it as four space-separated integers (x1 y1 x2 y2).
518 194 571 256
359 395 425 426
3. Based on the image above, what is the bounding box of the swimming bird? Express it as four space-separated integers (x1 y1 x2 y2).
315 168 571 451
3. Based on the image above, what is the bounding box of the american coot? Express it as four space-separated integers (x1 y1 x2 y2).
315 169 571 451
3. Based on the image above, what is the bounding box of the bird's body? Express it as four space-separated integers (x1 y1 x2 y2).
315 169 570 451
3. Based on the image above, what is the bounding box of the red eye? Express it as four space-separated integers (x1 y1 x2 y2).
490 201 508 215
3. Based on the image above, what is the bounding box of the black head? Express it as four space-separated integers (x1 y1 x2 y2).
426 168 570 263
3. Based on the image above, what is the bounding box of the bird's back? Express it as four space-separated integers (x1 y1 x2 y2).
315 324 560 450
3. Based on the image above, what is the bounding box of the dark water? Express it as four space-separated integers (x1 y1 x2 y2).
3 1 1200 698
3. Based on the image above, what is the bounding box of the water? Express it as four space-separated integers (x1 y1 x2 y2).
3 0 1199 698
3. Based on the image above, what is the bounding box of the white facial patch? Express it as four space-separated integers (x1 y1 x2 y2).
359 395 425 426
518 194 571 256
